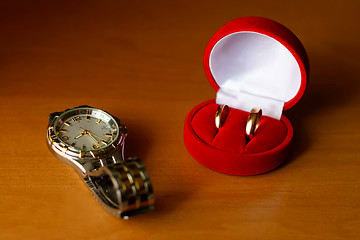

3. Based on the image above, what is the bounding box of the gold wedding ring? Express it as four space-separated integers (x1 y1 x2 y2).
245 107 262 142
215 104 229 130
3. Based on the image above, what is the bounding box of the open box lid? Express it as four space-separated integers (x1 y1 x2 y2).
204 17 309 120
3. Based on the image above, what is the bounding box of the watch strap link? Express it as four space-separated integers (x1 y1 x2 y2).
85 157 154 219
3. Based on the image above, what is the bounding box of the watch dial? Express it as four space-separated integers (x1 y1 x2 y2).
55 108 119 151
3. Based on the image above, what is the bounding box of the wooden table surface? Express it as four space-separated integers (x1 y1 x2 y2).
1 1 359 239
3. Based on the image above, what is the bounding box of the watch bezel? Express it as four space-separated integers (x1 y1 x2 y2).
47 106 128 174
54 107 120 151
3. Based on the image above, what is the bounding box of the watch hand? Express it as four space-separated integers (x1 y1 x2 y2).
87 133 99 144
79 128 99 143
74 132 85 139
80 127 108 142
89 132 108 141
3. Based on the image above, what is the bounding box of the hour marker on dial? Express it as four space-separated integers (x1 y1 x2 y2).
96 119 102 124
72 116 81 122
70 143 76 147
60 129 68 133
86 116 90 121
92 145 100 149
101 140 108 145
105 133 112 137
62 136 69 141
64 122 71 126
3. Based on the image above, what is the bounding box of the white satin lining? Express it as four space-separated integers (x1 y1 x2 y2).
210 32 301 119
216 88 284 120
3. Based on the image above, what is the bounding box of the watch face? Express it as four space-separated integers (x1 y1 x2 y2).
54 108 120 151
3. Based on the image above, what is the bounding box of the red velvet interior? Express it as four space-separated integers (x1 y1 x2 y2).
191 103 287 154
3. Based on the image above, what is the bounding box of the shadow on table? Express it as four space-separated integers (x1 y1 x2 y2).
123 122 153 160
282 50 360 167
124 121 194 215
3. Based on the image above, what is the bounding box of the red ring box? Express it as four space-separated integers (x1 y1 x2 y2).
184 17 309 175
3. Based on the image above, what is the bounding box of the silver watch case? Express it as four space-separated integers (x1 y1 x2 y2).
46 106 155 218
46 105 127 176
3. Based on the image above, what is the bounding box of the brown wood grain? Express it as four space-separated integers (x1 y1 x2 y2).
0 1 359 239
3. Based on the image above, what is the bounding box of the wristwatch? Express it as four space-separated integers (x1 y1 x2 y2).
46 105 154 219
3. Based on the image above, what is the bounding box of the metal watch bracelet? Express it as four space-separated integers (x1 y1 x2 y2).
85 157 154 219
